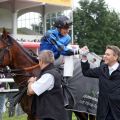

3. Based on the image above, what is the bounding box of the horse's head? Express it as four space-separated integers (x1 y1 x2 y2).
0 28 39 67
0 28 13 68
0 28 40 79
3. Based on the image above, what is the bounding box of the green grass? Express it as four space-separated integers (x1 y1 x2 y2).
72 113 77 120
3 112 77 120
3 112 27 120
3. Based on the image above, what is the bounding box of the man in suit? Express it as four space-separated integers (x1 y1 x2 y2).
81 45 120 120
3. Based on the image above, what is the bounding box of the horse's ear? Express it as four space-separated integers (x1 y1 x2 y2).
2 28 8 39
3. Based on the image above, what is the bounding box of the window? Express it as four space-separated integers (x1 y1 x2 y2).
18 12 43 35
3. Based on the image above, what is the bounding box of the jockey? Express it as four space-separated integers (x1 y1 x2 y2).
40 15 74 59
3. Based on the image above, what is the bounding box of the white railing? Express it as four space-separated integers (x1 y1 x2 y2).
0 78 19 93
0 78 14 82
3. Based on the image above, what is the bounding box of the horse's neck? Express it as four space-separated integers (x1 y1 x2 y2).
13 53 36 68
10 41 40 86
12 51 40 86
13 65 40 86
11 44 37 69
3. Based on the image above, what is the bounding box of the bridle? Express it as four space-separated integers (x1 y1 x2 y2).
0 35 13 71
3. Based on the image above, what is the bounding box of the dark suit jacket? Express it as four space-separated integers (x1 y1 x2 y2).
81 61 120 120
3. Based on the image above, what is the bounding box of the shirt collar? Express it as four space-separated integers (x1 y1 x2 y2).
108 62 119 71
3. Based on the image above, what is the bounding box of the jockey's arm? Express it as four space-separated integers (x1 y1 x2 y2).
48 31 74 56
51 39 74 56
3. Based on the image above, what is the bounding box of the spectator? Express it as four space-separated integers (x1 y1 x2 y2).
81 45 120 120
27 50 68 120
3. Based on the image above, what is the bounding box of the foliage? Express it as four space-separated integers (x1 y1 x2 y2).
73 0 120 54
31 22 43 34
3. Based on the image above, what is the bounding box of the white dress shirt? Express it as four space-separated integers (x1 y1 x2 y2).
31 73 54 96
108 62 119 75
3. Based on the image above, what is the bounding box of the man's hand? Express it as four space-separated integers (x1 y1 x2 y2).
27 77 36 96
79 46 89 56
79 46 89 61
28 77 37 83
81 55 88 61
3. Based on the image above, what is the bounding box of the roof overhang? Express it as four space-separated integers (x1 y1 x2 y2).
0 0 72 12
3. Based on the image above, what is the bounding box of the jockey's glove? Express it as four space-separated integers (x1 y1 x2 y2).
66 49 74 56
67 49 80 56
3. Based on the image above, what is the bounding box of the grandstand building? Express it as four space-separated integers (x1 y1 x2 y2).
0 0 72 41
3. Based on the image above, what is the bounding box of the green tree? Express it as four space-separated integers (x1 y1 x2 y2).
31 22 43 34
73 0 120 54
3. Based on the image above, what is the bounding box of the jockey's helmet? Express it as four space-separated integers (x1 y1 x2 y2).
54 15 72 29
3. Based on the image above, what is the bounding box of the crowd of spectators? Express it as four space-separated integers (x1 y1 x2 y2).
16 38 41 42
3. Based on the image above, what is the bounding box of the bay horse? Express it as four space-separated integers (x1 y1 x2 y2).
0 29 40 120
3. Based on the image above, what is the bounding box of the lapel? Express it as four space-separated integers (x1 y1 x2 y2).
117 64 120 72
102 64 110 78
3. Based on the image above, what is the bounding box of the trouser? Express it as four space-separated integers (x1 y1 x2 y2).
105 109 114 120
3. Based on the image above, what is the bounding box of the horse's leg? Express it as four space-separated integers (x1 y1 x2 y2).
27 115 41 120
89 114 96 120
27 114 35 120
74 111 88 120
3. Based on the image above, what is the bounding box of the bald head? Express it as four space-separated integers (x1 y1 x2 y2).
38 50 55 64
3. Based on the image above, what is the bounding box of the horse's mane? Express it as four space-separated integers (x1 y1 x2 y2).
8 35 39 63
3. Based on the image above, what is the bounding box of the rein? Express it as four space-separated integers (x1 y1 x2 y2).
24 64 40 71
0 64 40 77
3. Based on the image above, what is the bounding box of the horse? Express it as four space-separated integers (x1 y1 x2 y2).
0 29 40 120
0 29 97 120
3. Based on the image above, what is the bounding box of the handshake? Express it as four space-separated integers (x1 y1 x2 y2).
67 45 89 56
